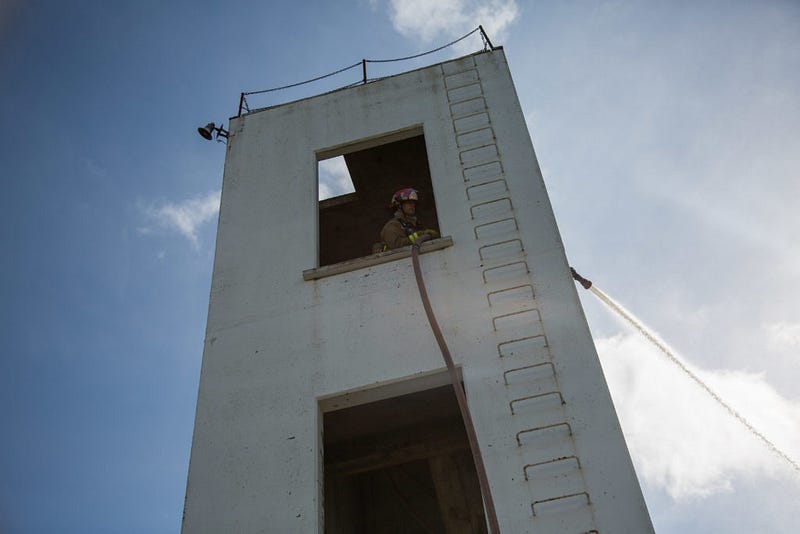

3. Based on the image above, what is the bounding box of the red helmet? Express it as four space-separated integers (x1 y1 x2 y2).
390 188 419 208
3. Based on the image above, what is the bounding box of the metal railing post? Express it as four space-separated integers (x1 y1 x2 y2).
479 25 495 50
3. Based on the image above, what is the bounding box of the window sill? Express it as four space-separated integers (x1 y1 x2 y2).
303 236 454 281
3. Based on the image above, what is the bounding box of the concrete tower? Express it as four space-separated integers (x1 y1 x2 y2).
183 49 654 533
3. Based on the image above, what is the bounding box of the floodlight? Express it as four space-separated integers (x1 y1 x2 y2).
197 122 229 141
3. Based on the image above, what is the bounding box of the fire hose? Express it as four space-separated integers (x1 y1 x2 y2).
410 244 501 533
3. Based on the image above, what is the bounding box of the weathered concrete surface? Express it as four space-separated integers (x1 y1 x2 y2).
182 49 654 533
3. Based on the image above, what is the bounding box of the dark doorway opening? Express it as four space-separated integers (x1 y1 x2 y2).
323 385 487 533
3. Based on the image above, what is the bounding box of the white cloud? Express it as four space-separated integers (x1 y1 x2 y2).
386 0 518 50
765 321 800 352
596 332 800 500
142 191 221 247
319 156 355 200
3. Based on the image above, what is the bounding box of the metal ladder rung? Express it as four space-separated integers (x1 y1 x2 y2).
492 307 541 331
466 178 509 201
487 284 533 307
509 391 565 415
497 334 549 358
503 361 555 385
462 159 503 182
482 260 529 284
470 197 513 219
478 238 524 261
516 422 572 446
444 71 480 91
458 141 498 154
454 119 493 135
531 492 591 516
474 218 519 241
442 66 478 78
446 82 484 104
524 455 581 481
449 106 489 122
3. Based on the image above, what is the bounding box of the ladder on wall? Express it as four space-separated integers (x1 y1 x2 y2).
442 55 599 534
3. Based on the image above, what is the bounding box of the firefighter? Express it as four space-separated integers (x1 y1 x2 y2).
379 188 439 251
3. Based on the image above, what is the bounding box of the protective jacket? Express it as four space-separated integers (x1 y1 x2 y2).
380 210 419 250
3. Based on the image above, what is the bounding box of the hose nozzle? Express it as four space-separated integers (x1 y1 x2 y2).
570 267 592 290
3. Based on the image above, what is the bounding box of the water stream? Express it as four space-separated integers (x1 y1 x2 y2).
589 284 800 473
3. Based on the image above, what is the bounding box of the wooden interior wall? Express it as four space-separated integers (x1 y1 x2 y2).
323 386 487 534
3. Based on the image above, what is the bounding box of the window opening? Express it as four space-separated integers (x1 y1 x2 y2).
319 156 356 201
317 133 440 267
322 385 487 534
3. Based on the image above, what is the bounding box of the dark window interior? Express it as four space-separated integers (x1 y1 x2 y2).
318 134 440 267
323 385 487 534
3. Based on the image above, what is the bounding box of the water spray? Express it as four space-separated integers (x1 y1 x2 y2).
570 266 800 474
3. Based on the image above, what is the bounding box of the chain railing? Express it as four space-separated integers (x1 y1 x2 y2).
237 25 495 117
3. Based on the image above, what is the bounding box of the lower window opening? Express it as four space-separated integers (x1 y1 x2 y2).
323 384 488 534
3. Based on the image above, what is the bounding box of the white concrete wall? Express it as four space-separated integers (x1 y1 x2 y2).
182 50 653 533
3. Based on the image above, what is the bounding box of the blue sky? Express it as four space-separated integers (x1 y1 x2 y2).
1 1 798 532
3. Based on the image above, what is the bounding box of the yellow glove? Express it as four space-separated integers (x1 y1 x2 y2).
420 229 440 239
